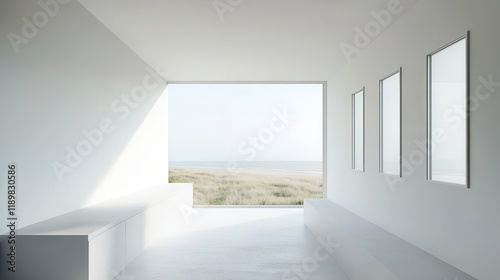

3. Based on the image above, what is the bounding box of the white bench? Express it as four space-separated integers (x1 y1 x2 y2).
0 183 193 280
304 199 477 280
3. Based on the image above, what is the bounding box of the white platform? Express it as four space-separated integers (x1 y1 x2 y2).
0 183 193 280
304 199 477 280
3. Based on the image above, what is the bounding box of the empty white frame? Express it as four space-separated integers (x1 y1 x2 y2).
379 69 402 176
427 32 469 187
352 89 364 171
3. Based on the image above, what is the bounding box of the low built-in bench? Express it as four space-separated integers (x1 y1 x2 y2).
304 199 476 280
0 183 193 280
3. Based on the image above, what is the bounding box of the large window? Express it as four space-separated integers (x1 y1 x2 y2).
352 89 364 172
379 70 402 176
427 33 469 186
168 83 324 205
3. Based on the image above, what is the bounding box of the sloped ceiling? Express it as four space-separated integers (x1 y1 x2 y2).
78 0 393 81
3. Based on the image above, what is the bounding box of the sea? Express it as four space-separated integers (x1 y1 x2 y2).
169 161 322 174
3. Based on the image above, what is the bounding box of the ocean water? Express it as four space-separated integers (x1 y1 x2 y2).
169 161 322 174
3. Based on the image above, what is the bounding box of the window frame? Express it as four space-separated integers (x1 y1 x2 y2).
352 88 365 172
426 31 470 187
167 81 327 205
379 68 402 177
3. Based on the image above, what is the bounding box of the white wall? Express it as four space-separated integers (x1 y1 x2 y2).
0 0 168 228
327 0 500 279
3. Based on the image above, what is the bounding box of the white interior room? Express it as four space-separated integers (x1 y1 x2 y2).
1 0 499 279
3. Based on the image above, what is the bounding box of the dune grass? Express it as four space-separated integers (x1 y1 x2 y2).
168 168 323 205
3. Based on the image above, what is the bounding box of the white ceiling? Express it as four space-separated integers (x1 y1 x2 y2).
77 0 386 82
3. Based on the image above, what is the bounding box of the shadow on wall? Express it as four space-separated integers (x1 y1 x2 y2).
0 0 168 228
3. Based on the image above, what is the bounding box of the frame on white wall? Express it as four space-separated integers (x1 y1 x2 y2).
379 68 402 177
426 31 470 187
352 88 365 172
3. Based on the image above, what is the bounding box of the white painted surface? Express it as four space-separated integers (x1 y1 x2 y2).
1 0 498 279
89 222 127 280
0 184 192 280
326 0 500 279
126 213 143 264
305 199 476 280
0 0 169 230
14 184 189 238
117 208 349 280
76 0 415 82
1 236 89 280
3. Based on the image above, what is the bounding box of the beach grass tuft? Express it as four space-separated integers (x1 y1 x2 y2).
169 168 323 205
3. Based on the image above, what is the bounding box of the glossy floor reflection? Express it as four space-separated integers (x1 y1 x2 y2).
117 208 348 280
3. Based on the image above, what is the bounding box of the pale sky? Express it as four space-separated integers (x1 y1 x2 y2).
168 84 323 162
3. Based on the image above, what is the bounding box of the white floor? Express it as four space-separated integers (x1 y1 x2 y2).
116 208 349 280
